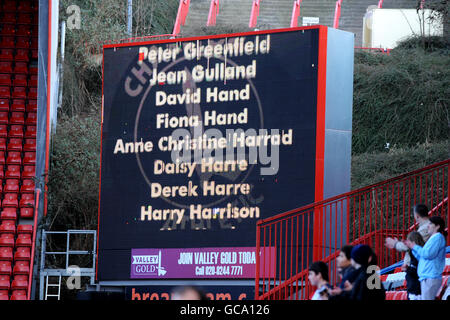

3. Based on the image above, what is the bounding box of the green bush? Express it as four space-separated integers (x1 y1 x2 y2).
352 43 449 154
351 140 449 190
47 114 101 230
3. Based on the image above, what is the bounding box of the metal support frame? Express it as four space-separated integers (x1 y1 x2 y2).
38 230 97 300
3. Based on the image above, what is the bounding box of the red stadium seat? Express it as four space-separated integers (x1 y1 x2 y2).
5 179 20 193
19 193 34 208
3 1 17 11
0 279 10 290
27 87 37 99
19 207 33 219
14 62 28 74
0 111 8 124
0 151 5 165
16 38 30 49
14 247 30 261
0 221 15 235
15 234 31 247
11 290 27 300
24 125 36 138
29 75 37 87
31 38 38 50
31 26 38 37
20 179 34 193
10 111 25 125
9 125 24 138
0 260 12 274
23 152 35 165
3 13 16 23
0 87 10 99
14 49 29 62
0 138 6 150
12 86 26 99
26 99 37 112
25 112 37 125
0 49 14 61
5 165 21 179
0 234 14 247
13 74 28 87
444 265 450 276
11 99 26 112
23 138 36 151
0 99 9 112
12 261 29 275
1 25 16 36
6 151 22 165
17 13 32 24
2 193 18 208
22 165 35 179
17 225 32 235
0 75 11 87
18 1 33 12
0 208 17 221
0 247 13 262
0 275 10 282
0 37 15 48
31 49 38 60
16 25 31 37
7 138 23 152
0 62 13 73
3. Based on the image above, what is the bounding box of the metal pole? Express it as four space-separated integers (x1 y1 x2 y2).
58 21 65 110
127 0 132 36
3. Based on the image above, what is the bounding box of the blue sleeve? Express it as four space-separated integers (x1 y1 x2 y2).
412 234 444 260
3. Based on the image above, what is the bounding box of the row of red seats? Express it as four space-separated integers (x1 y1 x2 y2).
0 125 36 138
0 165 36 179
0 24 38 37
0 61 37 74
0 164 35 179
0 137 36 151
0 193 34 208
1 0 38 13
1 13 38 25
0 98 37 112
0 179 34 192
0 151 36 165
0 86 37 99
0 74 38 86
0 36 38 49
0 221 33 300
0 112 37 125
0 48 37 62
385 276 449 300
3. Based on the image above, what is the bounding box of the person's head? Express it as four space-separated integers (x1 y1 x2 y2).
407 231 425 247
337 245 353 269
428 216 447 237
413 204 429 222
171 286 208 300
308 261 329 286
350 244 374 268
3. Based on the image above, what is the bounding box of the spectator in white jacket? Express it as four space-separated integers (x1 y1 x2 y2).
385 204 431 269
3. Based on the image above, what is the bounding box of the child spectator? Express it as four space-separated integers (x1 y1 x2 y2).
404 231 425 300
308 261 333 300
333 244 385 300
405 216 447 300
336 245 357 289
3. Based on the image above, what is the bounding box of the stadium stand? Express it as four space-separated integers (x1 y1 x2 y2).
0 0 38 300
180 0 416 45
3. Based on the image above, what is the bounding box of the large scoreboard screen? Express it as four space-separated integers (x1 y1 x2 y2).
97 26 353 281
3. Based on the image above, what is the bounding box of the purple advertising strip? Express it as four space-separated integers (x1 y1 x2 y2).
130 247 276 279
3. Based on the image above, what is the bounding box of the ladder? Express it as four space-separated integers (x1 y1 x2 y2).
44 275 61 300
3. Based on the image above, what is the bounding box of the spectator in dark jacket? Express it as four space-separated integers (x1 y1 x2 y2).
330 244 385 300
336 245 357 289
